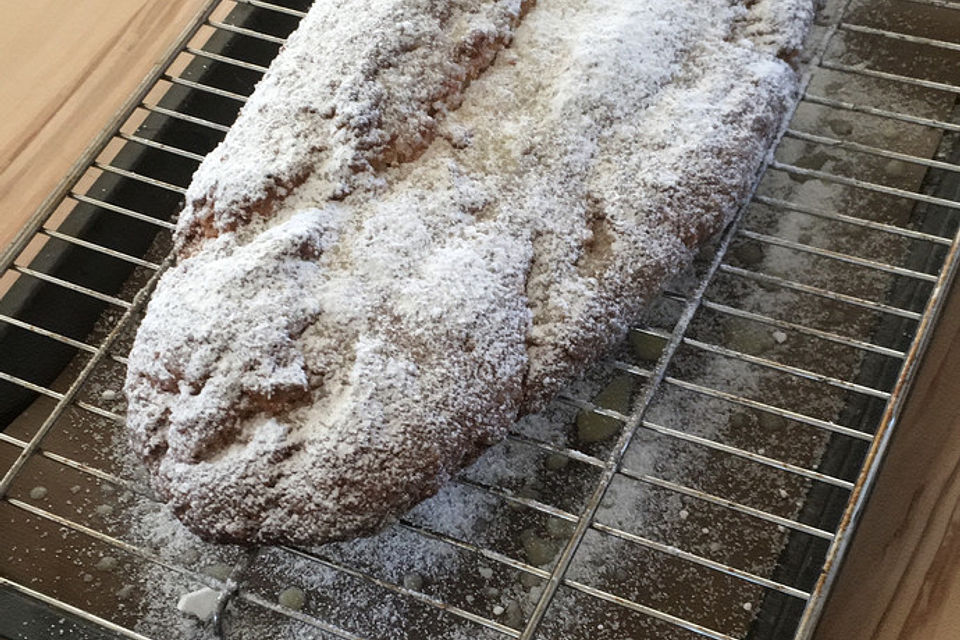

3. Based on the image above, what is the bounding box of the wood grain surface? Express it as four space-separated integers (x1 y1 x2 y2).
1 1 959 639
0 0 209 252
815 268 960 640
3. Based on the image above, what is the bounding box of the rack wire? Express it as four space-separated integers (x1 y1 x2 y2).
1 0 959 638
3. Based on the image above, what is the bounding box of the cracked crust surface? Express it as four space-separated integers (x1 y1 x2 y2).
125 0 815 544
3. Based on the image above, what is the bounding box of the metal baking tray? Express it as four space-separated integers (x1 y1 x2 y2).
1 0 959 638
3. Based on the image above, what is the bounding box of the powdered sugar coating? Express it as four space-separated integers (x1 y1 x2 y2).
178 0 534 246
125 0 815 544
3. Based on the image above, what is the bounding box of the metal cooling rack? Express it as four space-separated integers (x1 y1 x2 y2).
2 0 959 638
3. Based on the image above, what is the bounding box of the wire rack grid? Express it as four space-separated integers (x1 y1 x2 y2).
1 0 959 639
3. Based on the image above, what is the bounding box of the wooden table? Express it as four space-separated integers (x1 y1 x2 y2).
815 277 960 639
1 2 958 639
0 0 209 252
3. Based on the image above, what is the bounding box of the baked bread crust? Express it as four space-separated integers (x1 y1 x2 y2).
125 0 816 544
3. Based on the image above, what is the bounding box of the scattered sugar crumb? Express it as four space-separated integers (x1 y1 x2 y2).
177 587 220 621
